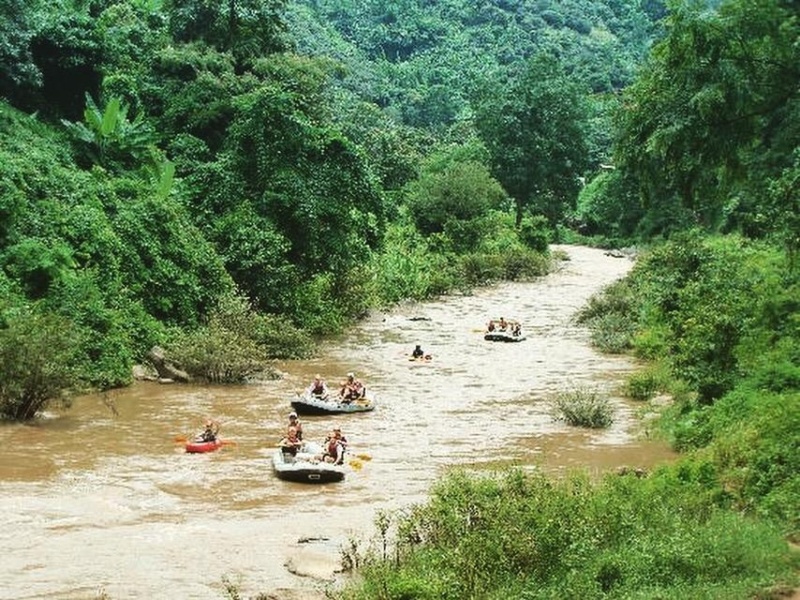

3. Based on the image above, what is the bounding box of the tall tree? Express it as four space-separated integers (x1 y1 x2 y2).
614 0 800 239
164 0 289 70
475 54 591 226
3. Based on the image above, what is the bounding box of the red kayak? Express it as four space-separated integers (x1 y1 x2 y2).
185 439 223 453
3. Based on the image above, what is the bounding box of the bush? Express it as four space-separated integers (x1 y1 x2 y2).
625 367 664 401
575 278 636 324
518 214 550 253
550 386 614 428
371 221 465 303
588 312 637 353
210 293 314 359
500 247 551 280
341 469 795 600
0 305 80 420
167 323 274 383
165 295 282 382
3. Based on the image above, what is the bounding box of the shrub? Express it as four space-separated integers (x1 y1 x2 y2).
550 386 614 428
588 312 636 353
167 322 274 383
518 214 550 252
460 253 505 285
0 305 80 420
165 295 283 382
501 247 551 280
575 278 636 324
210 293 314 359
625 367 663 401
342 468 795 600
371 221 465 303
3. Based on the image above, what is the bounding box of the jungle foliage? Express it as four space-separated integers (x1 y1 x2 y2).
1 0 660 417
2 1 799 598
608 0 800 248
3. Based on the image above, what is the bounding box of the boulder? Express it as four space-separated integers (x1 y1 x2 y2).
146 346 191 383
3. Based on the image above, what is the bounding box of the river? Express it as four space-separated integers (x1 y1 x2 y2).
0 245 677 600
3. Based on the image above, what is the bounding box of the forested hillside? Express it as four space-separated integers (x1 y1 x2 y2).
0 0 663 410
288 0 662 127
2 1 799 598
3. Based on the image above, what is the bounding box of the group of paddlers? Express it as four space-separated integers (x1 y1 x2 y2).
306 372 365 402
279 411 347 465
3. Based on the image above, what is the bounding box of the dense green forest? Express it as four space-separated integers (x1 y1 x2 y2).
1 0 799 597
0 0 665 411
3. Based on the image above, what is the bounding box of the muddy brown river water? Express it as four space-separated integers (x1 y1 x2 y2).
0 245 677 599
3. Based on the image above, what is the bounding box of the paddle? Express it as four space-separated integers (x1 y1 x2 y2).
346 450 372 470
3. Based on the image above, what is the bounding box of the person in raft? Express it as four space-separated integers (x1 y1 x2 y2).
287 411 303 440
196 419 220 443
411 344 432 360
319 426 347 464
339 372 365 402
306 374 329 399
280 425 302 457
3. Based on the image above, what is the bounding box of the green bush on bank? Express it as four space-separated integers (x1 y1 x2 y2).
591 234 800 533
0 305 80 420
341 469 796 600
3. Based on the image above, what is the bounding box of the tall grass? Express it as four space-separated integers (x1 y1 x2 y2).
550 386 614 428
337 469 796 600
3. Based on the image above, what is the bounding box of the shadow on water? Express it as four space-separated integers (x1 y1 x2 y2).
0 246 677 599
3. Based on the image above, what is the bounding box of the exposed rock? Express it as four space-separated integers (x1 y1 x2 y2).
298 536 330 544
259 589 329 600
616 466 648 478
284 547 344 582
146 346 191 383
132 364 159 381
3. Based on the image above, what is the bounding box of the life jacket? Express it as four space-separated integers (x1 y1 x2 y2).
198 428 216 442
345 381 363 398
325 437 346 464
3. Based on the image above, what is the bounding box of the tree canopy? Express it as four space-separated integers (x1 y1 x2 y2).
613 0 800 247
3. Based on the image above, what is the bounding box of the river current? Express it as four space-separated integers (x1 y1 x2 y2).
0 245 676 599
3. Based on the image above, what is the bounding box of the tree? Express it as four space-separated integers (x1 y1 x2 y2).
614 0 800 239
0 305 79 420
223 69 386 280
475 54 591 226
164 0 289 70
0 0 44 106
411 161 503 232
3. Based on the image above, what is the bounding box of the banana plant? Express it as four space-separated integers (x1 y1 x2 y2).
61 93 159 173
